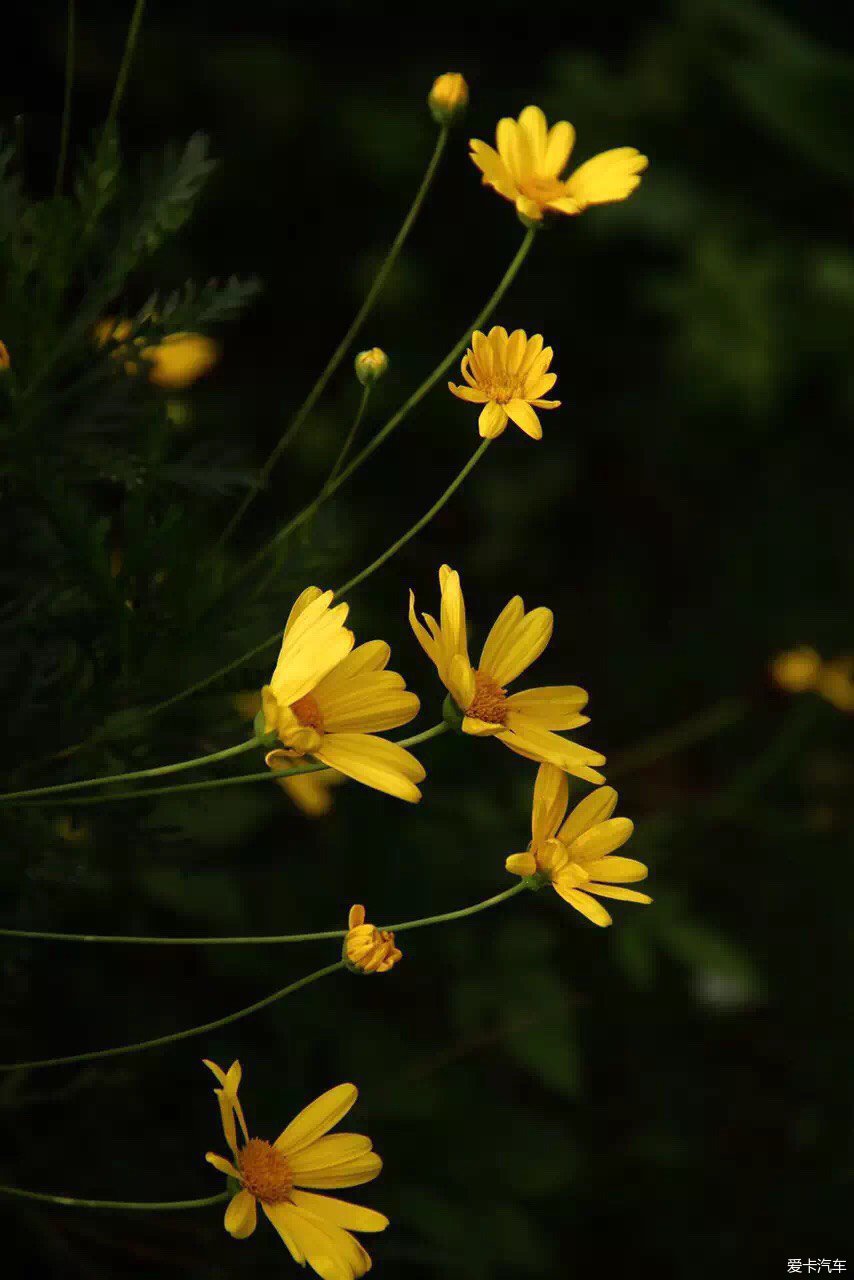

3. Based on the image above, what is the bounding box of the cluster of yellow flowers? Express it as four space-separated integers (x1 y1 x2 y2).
771 647 854 712
197 78 650 1278
94 316 220 389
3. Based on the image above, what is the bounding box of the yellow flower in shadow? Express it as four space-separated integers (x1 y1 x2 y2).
470 104 647 224
410 564 605 783
204 1060 387 1277
448 326 559 440
506 764 651 926
140 332 219 389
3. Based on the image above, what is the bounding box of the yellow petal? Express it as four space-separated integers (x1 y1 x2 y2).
408 589 439 667
478 401 508 438
504 399 543 440
496 117 528 181
448 652 476 710
449 382 488 403
224 1188 257 1239
564 147 648 211
587 884 652 904
543 120 576 176
501 720 606 785
260 1201 307 1265
570 818 635 863
289 1134 373 1177
291 1152 383 1190
290 1190 389 1233
531 762 569 844
461 714 505 736
506 851 537 877
275 1084 358 1157
554 883 613 926
505 329 527 375
558 786 618 844
478 595 524 675
315 734 425 803
518 105 548 164
470 330 493 378
518 333 544 378
469 139 517 200
505 685 589 729
526 371 558 400
206 1151 240 1179
481 607 553 687
316 641 390 689
439 567 469 665
318 679 419 734
583 853 646 884
284 586 325 639
264 1203 367 1280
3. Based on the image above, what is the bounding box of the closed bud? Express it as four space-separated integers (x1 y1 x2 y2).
428 72 469 126
354 347 388 385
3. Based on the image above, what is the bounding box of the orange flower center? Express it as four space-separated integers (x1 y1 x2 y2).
467 670 508 724
237 1138 293 1204
518 173 568 207
290 692 324 733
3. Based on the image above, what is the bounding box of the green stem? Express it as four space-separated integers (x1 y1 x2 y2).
0 866 522 948
709 696 820 817
253 228 536 574
0 961 344 1072
336 438 490 596
217 127 449 550
105 0 147 130
607 697 748 780
54 0 76 196
15 723 448 808
0 737 263 805
0 1185 228 1212
325 383 372 491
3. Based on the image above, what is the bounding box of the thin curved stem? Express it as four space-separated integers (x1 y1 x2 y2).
0 1185 228 1212
0 737 262 805
217 127 449 550
54 0 76 196
0 866 521 948
0 961 344 1072
105 0 147 130
607 696 748 780
15 723 448 807
336 437 490 596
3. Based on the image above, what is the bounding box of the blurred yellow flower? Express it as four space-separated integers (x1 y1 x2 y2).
93 316 134 348
264 590 424 803
817 654 854 713
280 769 344 817
0 340 11 369
409 565 606 783
140 332 219 389
770 646 821 693
54 814 89 844
470 104 647 224
354 347 388 385
345 904 402 974
428 72 469 125
506 764 650 926
448 327 559 440
204 1060 387 1277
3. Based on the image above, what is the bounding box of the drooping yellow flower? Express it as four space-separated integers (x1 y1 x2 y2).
140 332 220 389
470 105 647 224
264 591 425 803
409 565 606 783
448 327 559 440
344 904 402 974
770 646 822 694
233 688 345 815
506 764 651 926
428 72 469 126
204 1060 387 1279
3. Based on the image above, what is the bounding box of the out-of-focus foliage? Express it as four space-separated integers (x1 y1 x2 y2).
1 1 852 1277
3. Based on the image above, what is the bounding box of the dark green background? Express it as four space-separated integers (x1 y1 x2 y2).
2 1 852 1276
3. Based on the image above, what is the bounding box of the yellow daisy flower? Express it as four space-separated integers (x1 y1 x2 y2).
817 654 854 713
470 104 647 224
204 1060 387 1279
264 590 424 803
409 565 606 783
506 764 651 926
344 904 402 974
140 332 220 389
448 327 560 440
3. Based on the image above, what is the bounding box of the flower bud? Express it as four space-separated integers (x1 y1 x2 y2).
344 904 402 974
354 347 388 386
770 646 821 694
428 73 469 127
